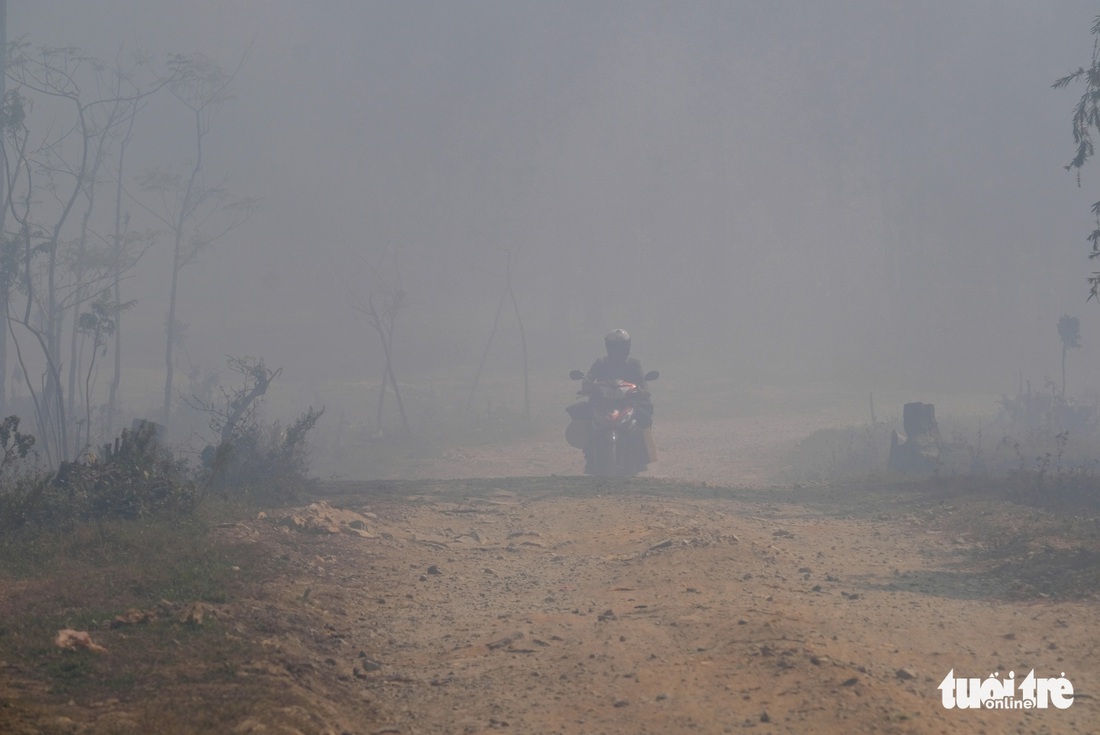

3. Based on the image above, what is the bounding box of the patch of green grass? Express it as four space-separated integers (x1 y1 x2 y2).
0 512 275 703
41 653 96 691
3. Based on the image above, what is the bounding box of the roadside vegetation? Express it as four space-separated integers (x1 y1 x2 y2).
0 351 324 730
783 314 1100 499
785 377 1100 491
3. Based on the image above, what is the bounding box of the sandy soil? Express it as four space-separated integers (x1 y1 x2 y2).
272 473 1099 735
4 415 1100 734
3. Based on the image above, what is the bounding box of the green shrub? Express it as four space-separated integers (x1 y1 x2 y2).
0 420 199 532
204 405 323 503
189 356 324 505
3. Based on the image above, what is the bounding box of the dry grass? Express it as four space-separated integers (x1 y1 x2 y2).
0 510 299 733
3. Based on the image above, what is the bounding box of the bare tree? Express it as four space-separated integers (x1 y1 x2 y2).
466 287 507 419
131 53 254 433
506 247 530 428
465 244 529 428
101 48 157 436
351 249 411 438
207 356 281 446
0 42 165 462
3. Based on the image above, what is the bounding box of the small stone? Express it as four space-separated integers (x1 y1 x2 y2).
427 565 442 575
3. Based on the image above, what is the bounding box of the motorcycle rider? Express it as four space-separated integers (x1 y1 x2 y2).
584 329 653 429
577 329 655 472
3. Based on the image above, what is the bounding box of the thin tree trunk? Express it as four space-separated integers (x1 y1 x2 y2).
367 298 409 437
0 0 7 415
84 333 99 451
163 235 182 429
379 318 409 437
508 282 529 428
163 107 204 432
67 288 83 423
108 265 122 433
0 297 6 415
374 367 387 435
504 247 529 427
466 289 506 418
108 111 138 436
7 317 49 464
1062 346 1067 399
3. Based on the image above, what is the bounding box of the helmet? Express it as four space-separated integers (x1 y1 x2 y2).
604 329 631 361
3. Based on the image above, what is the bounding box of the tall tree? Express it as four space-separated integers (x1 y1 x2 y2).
1055 14 1100 299
0 0 8 412
465 244 529 428
351 250 410 438
107 95 147 436
136 53 253 433
0 43 165 460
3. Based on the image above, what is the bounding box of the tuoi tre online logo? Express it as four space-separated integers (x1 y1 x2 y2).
939 669 1074 710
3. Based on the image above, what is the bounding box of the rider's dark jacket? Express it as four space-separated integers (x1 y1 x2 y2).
585 356 647 388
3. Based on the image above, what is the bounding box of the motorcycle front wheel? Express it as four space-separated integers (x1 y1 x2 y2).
590 429 618 477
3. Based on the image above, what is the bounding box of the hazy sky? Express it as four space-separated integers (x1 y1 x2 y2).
9 1 1100 429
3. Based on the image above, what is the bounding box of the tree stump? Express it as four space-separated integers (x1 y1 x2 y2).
888 402 941 473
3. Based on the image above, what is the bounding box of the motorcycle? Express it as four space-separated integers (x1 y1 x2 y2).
565 368 659 477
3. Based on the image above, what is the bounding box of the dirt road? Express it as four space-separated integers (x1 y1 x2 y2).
251 474 1098 735
5 416 1100 734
